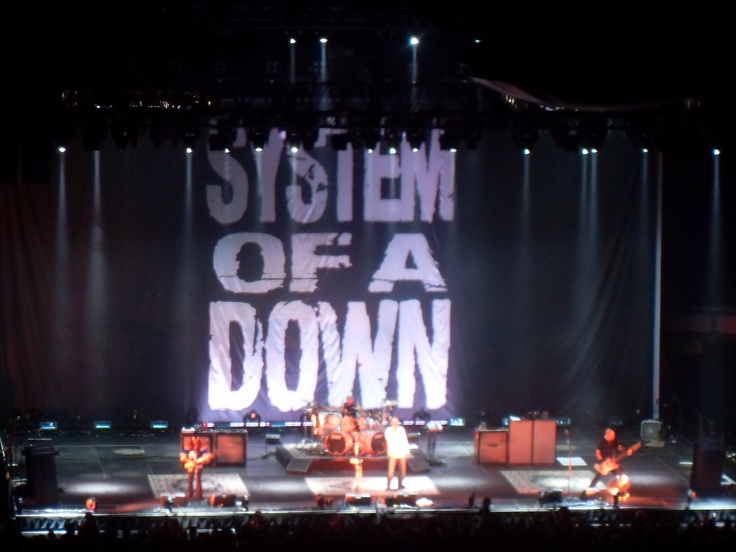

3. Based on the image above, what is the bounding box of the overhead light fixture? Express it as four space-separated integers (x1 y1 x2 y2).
247 128 269 151
174 109 202 149
349 127 380 151
510 127 539 152
384 128 401 154
581 116 609 150
208 126 237 151
550 118 582 152
439 129 461 152
82 111 108 151
406 128 425 151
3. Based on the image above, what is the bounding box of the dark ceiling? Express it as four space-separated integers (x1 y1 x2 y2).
4 3 734 148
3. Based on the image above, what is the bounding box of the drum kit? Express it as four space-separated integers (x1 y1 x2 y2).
304 400 397 457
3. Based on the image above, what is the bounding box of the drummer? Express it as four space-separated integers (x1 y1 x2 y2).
341 395 360 433
342 395 358 419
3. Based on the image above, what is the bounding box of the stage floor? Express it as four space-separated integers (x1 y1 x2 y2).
6 421 736 534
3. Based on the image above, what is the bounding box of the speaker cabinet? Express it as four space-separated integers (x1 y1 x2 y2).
690 438 725 496
215 432 247 466
641 420 661 441
531 420 557 464
508 420 557 464
23 443 59 507
475 429 508 463
181 433 213 451
508 420 533 464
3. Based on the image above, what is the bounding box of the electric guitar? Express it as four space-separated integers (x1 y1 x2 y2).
182 451 213 473
594 441 641 475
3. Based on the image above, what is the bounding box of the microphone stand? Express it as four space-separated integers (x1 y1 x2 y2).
566 429 572 497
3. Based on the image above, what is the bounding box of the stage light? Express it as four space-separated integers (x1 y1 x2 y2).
284 127 318 151
406 128 425 152
510 127 539 152
52 110 74 151
244 410 262 425
247 127 269 151
350 127 380 151
150 420 168 430
82 112 108 151
384 128 401 154
178 128 200 149
439 130 460 152
93 420 111 430
208 127 237 151
174 109 202 148
550 118 582 152
581 116 608 150
39 421 57 431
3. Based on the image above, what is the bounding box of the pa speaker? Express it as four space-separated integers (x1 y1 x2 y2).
690 438 725 496
23 444 59 507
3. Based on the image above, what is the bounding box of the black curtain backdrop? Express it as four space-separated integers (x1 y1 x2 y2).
3 125 715 432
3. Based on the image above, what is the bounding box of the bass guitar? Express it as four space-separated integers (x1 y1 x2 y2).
594 441 641 475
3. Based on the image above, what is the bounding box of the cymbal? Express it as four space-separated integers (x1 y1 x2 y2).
384 400 398 407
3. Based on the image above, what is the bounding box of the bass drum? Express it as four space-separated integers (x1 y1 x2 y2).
361 429 387 456
319 412 342 436
324 430 353 456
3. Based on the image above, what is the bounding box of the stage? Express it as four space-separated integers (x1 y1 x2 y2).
5 421 736 536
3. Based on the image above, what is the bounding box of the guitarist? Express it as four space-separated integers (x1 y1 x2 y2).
580 427 631 499
180 432 213 500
